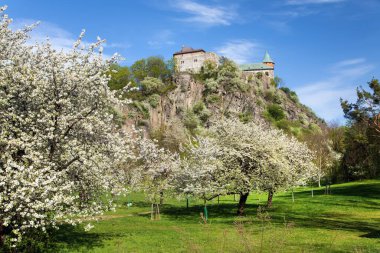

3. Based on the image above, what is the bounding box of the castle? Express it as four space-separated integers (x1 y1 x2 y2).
173 46 275 78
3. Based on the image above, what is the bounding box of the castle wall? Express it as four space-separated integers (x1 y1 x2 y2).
243 69 274 79
174 52 219 72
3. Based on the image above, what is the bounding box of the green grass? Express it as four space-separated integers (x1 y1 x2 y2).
50 180 380 252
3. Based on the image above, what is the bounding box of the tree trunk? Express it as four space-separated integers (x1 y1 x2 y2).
156 204 160 220
267 190 274 208
0 223 5 247
318 156 322 187
159 191 164 205
291 188 295 203
237 192 249 215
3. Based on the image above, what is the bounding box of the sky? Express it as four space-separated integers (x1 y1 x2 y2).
4 0 380 123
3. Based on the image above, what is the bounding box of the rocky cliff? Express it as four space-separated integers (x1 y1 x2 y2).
126 71 324 145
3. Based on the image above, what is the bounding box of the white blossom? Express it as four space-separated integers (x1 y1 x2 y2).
0 8 135 245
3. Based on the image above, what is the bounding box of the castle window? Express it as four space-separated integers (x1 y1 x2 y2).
265 72 269 76
181 61 185 64
194 59 198 62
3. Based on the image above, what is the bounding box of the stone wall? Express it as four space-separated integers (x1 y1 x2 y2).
175 52 219 72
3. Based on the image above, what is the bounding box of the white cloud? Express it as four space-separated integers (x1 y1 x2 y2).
172 0 237 26
287 0 345 5
148 29 175 48
215 40 261 64
295 58 374 122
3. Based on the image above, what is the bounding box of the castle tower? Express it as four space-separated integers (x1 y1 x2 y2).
263 51 275 68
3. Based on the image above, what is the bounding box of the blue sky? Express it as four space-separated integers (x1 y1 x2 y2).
5 0 380 123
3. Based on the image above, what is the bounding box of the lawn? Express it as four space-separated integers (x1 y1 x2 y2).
49 180 380 253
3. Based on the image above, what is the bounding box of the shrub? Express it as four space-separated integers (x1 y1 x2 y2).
140 77 164 95
204 78 219 94
183 110 200 131
132 101 150 119
193 101 206 114
200 59 218 80
256 98 264 107
148 94 161 108
273 92 283 104
266 104 286 121
206 94 222 104
280 87 299 104
275 119 292 132
239 112 253 123
192 101 211 123
264 90 275 102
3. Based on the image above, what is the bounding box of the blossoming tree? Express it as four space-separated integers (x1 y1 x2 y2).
0 7 134 245
172 138 228 221
132 137 180 220
209 118 316 213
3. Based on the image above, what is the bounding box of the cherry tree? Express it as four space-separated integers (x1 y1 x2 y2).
0 7 134 246
132 137 180 220
209 118 316 213
172 138 228 221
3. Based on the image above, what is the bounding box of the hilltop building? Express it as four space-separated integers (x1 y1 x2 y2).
173 46 219 72
173 46 275 78
240 51 275 78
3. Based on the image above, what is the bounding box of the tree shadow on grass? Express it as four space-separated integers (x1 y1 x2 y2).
49 224 124 252
161 202 260 224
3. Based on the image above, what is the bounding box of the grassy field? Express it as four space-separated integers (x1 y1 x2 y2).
49 180 380 253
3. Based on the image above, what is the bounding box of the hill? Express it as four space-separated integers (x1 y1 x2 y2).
124 60 325 149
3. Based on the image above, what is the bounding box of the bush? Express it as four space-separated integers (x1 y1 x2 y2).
264 90 275 102
140 77 164 95
183 110 200 131
204 78 219 94
239 112 253 123
200 59 218 80
192 101 211 123
148 94 161 108
132 101 150 119
280 87 299 104
206 94 221 104
266 104 286 121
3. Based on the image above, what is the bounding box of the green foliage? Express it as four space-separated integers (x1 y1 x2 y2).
205 94 222 104
264 90 275 102
192 101 211 123
273 92 283 104
107 64 132 90
132 101 150 119
308 123 322 133
199 59 218 80
247 74 254 83
238 112 253 123
140 77 164 95
130 56 172 82
265 104 286 121
38 181 380 253
280 87 299 104
107 106 126 128
256 98 264 107
192 101 206 114
271 76 283 88
203 78 219 94
148 94 161 108
146 56 171 80
217 59 248 93
183 110 200 131
130 59 147 82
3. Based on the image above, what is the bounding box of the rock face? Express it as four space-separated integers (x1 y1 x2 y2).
128 72 324 134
